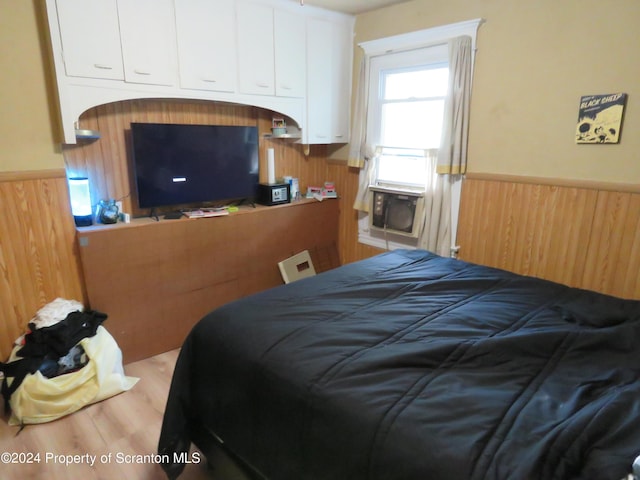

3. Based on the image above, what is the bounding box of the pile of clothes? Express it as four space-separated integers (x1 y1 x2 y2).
0 298 138 425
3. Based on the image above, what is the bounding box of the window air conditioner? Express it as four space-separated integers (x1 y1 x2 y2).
369 186 424 238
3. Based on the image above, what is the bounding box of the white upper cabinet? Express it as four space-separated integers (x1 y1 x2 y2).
117 0 178 86
306 18 332 143
174 0 237 93
45 0 353 144
55 0 124 80
331 18 353 143
236 1 306 98
305 16 353 144
274 10 306 98
236 1 275 96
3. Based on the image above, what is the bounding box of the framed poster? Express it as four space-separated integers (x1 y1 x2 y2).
575 93 627 144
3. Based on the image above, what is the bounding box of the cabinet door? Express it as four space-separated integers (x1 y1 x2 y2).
236 1 275 96
274 10 305 98
306 18 333 143
175 0 237 93
331 19 353 143
117 0 178 86
55 0 124 80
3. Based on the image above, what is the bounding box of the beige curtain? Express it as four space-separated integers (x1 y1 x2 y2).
437 35 472 175
349 54 377 212
419 36 473 256
348 54 371 170
417 151 452 257
352 150 377 212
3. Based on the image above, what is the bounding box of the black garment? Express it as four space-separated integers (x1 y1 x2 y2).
0 309 107 408
17 310 106 358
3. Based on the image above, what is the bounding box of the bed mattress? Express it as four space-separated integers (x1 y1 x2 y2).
159 249 640 479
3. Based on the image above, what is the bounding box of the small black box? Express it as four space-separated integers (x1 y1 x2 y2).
258 182 290 206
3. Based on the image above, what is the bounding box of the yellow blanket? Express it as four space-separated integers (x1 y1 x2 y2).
8 326 138 425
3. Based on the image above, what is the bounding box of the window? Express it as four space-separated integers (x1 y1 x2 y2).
356 19 483 251
368 45 448 190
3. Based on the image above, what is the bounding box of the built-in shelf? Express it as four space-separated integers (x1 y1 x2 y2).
263 133 302 140
75 129 101 140
264 125 302 141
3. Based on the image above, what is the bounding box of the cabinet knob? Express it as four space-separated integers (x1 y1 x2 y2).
94 64 113 70
202 78 218 83
256 82 270 88
133 69 151 76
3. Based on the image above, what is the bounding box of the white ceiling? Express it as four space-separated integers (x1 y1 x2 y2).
300 0 409 15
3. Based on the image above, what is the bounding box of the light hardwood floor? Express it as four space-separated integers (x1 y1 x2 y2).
0 349 249 480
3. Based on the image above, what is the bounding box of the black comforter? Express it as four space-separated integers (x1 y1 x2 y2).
159 249 640 479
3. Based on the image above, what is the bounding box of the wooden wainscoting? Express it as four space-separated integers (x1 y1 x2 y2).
0 170 86 360
457 174 640 300
328 159 385 265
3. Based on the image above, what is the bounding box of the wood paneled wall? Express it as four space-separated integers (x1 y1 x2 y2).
328 160 383 264
457 174 640 300
0 170 85 360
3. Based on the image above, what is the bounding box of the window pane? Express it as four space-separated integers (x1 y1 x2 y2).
384 67 448 100
377 153 428 187
381 99 445 149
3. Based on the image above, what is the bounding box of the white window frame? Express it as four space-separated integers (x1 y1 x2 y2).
368 46 448 193
357 19 483 251
369 46 448 155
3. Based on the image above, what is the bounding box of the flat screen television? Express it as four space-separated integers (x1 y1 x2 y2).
130 122 259 209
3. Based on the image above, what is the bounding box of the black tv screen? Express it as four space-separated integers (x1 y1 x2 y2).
130 122 259 209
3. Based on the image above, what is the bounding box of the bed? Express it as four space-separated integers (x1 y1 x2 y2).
158 249 640 480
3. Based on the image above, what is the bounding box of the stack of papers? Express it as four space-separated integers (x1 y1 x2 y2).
184 209 229 218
